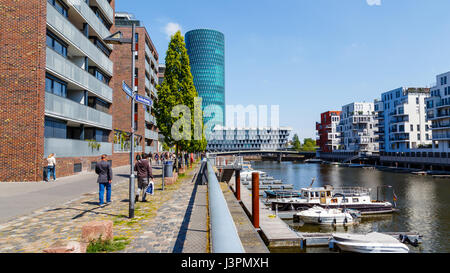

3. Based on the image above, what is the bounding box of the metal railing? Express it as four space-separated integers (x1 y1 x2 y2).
45 92 113 130
205 159 244 253
46 48 113 103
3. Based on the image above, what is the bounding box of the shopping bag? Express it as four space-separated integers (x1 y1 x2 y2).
146 180 154 195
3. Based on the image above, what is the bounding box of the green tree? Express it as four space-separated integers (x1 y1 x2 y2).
155 31 206 172
301 138 318 152
292 134 301 151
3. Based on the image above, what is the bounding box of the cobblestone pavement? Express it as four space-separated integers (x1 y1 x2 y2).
0 162 204 253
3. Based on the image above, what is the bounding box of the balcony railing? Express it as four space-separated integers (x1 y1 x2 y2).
44 138 112 158
145 43 158 69
45 92 112 130
145 112 157 125
46 48 113 103
145 129 159 140
145 145 158 154
93 0 114 24
113 144 143 153
66 0 112 45
46 2 113 75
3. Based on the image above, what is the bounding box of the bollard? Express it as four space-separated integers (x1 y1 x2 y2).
235 170 241 201
252 172 260 229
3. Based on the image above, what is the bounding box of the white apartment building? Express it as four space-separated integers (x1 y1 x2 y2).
379 87 431 152
206 126 292 152
426 71 450 152
374 99 385 151
337 102 378 154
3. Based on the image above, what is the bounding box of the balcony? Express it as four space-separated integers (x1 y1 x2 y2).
66 0 112 46
145 111 157 125
145 145 158 154
433 132 450 140
114 144 143 153
46 48 113 103
92 0 114 24
44 138 112 158
145 129 159 140
145 43 158 68
431 123 450 130
45 92 112 130
46 2 113 75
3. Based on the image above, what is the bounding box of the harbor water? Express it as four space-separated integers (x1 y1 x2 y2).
251 161 450 253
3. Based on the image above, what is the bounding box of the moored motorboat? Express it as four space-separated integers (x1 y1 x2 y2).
329 232 410 253
269 184 396 215
296 206 359 226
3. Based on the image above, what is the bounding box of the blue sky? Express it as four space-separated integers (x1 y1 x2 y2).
116 0 450 141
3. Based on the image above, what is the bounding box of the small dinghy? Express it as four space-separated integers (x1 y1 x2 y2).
296 206 359 225
330 232 410 253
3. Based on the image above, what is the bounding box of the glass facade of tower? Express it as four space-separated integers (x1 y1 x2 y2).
185 29 225 132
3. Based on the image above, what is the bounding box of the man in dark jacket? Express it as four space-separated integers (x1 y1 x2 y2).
95 154 113 206
134 153 153 202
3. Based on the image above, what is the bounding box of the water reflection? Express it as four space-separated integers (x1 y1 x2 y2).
251 161 450 253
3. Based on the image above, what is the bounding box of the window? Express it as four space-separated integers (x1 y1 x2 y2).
417 125 420 131
89 67 110 84
46 31 67 57
352 198 359 203
45 74 67 97
417 134 421 141
48 0 68 17
416 97 419 104
45 117 67 139
410 124 414 131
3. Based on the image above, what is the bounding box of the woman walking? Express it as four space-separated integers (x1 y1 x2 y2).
47 153 57 182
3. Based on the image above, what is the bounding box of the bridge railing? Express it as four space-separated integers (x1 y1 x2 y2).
204 158 245 253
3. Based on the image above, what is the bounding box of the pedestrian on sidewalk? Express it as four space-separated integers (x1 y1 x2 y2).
95 154 112 206
134 154 153 202
46 153 57 182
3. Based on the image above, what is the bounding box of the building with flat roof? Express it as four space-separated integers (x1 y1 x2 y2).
378 87 431 152
0 0 117 181
337 102 378 154
206 126 291 152
316 111 341 153
111 12 160 162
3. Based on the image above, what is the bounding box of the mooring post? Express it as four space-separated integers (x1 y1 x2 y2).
252 172 260 229
235 169 241 201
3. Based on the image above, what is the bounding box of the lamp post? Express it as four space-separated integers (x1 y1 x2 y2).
104 24 137 218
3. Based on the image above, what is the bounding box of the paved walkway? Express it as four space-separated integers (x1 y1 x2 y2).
0 162 207 253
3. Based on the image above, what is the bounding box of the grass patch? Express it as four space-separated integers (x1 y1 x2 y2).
86 236 130 253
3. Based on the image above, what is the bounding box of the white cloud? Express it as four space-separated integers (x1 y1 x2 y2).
366 0 381 6
163 22 182 39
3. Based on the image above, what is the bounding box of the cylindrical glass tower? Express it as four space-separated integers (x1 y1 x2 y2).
185 29 225 132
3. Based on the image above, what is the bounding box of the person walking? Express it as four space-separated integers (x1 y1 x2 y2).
95 154 112 206
46 153 57 182
134 153 153 202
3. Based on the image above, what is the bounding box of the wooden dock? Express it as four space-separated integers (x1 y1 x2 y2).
229 176 301 249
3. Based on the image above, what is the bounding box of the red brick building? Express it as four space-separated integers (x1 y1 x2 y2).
316 111 341 153
110 12 160 167
0 1 161 182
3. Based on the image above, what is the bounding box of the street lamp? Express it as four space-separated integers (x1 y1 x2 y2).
104 24 137 219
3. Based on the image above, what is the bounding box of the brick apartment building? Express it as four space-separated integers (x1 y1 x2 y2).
0 1 159 182
316 111 341 153
110 12 160 167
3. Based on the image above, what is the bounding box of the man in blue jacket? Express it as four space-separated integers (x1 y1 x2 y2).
95 154 113 206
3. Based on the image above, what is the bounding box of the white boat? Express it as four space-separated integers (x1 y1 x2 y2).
330 232 410 253
296 206 358 225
